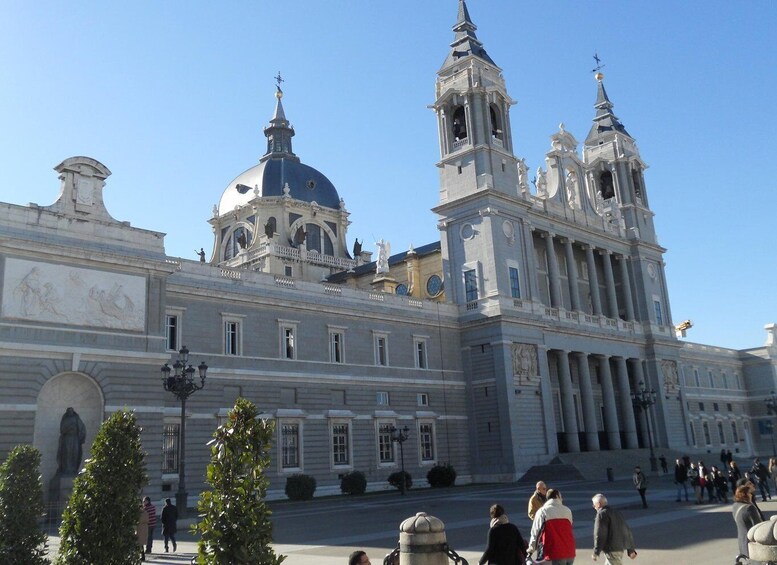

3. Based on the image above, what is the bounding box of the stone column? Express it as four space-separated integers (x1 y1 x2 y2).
563 239 581 311
544 233 563 308
556 350 580 452
615 356 639 448
576 352 600 451
601 250 620 319
630 359 650 447
597 355 621 449
585 245 603 316
618 255 636 321
522 224 541 302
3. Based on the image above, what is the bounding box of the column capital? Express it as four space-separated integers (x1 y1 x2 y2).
560 237 576 245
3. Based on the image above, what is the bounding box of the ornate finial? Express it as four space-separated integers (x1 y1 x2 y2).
592 52 605 81
275 72 285 98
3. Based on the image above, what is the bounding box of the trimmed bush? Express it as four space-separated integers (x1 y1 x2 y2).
194 397 285 565
285 474 317 501
340 471 367 495
56 410 147 565
387 471 412 491
427 463 457 488
0 445 48 565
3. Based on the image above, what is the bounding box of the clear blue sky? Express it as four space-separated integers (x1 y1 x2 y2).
1 1 775 351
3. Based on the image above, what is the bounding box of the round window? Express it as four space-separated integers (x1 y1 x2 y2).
395 283 408 296
426 275 443 297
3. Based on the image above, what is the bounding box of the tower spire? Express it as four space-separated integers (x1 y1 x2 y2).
441 0 495 68
261 73 298 162
587 70 630 140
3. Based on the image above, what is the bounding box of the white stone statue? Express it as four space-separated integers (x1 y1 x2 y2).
512 343 538 383
375 239 391 274
566 171 578 209
517 158 529 194
536 167 548 198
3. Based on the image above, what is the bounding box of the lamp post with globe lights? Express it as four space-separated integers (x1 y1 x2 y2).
631 381 658 472
390 425 410 495
161 346 207 516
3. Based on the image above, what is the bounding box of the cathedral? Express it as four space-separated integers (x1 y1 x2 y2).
0 0 774 506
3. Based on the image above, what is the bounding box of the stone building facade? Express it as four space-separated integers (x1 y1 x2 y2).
0 0 775 504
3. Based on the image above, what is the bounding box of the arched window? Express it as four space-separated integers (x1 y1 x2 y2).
305 223 334 255
631 169 643 203
599 170 615 199
489 105 503 140
452 106 467 141
224 226 252 260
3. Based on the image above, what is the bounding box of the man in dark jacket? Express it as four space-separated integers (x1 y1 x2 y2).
161 498 178 553
479 503 527 565
751 458 772 502
592 493 637 564
674 458 689 502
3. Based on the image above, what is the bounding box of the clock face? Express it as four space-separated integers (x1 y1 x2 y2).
395 283 408 296
426 275 443 297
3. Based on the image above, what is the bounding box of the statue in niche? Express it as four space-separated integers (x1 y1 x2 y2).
517 158 529 194
566 171 578 209
512 344 538 384
535 167 548 198
375 239 391 274
352 238 362 257
662 360 679 392
237 231 248 249
57 407 86 475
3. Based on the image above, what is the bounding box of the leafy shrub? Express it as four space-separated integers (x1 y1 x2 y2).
0 445 48 564
340 471 367 495
427 463 457 488
56 410 147 565
285 474 317 501
194 397 285 565
387 471 412 491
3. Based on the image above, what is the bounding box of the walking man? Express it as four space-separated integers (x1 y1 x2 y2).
632 466 648 508
674 458 689 501
161 498 178 553
592 493 637 564
142 496 157 555
527 481 548 521
751 458 772 502
527 489 576 565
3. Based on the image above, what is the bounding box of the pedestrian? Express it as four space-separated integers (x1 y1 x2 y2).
688 462 703 504
527 488 576 565
674 458 689 502
528 480 548 521
732 484 763 560
161 498 178 553
727 450 734 464
478 503 528 565
704 469 717 503
769 457 777 493
736 478 765 522
143 496 157 555
720 448 728 467
349 550 371 565
659 454 668 475
714 468 729 503
751 458 772 502
591 493 637 564
728 460 742 492
632 466 648 508
136 501 149 561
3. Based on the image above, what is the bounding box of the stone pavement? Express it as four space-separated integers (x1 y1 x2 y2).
46 473 759 564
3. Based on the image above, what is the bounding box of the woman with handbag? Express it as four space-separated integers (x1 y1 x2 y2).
479 503 529 565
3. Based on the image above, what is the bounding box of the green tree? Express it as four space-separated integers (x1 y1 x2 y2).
56 410 147 565
194 397 285 565
0 445 48 564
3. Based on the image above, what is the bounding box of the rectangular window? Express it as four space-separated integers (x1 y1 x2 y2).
378 423 395 464
282 326 296 359
281 423 300 469
713 402 719 412
727 403 733 412
414 338 428 369
419 422 435 462
653 299 664 325
464 269 478 302
732 422 739 443
224 320 240 355
162 424 179 473
717 421 725 444
375 335 388 366
329 331 344 363
284 265 293 277
708 370 714 387
332 423 350 466
376 391 389 406
703 421 711 445
694 369 700 387
509 266 521 298
417 393 429 407
698 402 705 411
165 314 179 351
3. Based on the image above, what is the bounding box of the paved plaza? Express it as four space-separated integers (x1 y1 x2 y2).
47 474 758 564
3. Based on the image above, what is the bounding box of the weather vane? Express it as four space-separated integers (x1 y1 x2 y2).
591 53 605 74
274 72 285 91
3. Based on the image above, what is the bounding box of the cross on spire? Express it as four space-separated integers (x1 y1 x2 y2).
274 72 285 91
591 53 605 74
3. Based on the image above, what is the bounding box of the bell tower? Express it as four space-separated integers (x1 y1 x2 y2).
432 0 521 204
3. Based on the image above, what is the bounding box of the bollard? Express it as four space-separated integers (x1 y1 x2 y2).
747 515 777 563
387 512 468 565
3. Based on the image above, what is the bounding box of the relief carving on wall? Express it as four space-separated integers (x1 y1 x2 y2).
512 343 538 384
662 360 679 393
2 258 146 330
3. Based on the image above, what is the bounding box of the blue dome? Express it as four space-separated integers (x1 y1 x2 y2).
219 157 341 215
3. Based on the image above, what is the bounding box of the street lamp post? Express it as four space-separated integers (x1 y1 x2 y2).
161 346 207 517
764 392 777 457
390 425 410 495
632 381 658 472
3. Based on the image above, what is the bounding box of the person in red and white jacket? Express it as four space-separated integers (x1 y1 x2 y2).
527 488 576 564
